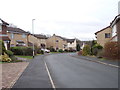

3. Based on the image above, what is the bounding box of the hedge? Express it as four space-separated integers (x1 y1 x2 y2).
104 42 119 60
10 46 37 56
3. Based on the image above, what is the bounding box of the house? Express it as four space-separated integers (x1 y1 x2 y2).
66 39 81 51
28 34 40 47
110 14 120 41
95 26 112 47
0 19 11 50
33 34 48 49
7 27 29 47
46 34 68 50
28 34 48 48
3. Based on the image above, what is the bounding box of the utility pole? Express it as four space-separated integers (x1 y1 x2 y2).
32 19 35 58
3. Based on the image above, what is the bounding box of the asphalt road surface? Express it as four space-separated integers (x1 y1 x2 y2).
12 53 118 88
44 53 118 88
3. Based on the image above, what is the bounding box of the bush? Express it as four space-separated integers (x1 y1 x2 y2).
38 50 44 54
104 42 119 60
0 40 6 55
58 49 64 53
64 49 68 52
82 45 91 56
49 46 56 52
10 46 37 56
92 44 103 56
0 53 12 62
6 50 14 57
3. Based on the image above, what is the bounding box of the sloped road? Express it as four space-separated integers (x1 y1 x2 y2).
12 53 118 88
44 53 118 88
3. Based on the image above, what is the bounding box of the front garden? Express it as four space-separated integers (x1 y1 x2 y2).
78 40 119 61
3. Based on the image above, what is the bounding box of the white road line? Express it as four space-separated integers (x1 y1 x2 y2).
44 60 56 90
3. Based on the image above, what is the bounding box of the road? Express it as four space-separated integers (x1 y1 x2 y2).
12 53 118 88
44 53 118 88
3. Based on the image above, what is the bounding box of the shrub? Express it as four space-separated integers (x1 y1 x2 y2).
10 56 17 61
82 45 91 56
104 42 119 60
38 50 44 54
0 40 6 55
10 46 37 56
58 49 63 53
92 44 103 56
64 49 68 52
6 50 14 57
0 53 12 62
49 46 56 52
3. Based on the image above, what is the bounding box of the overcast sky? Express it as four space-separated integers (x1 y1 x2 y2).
0 0 119 40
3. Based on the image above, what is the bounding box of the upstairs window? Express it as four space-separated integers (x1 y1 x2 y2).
22 34 26 38
11 33 14 39
105 33 110 38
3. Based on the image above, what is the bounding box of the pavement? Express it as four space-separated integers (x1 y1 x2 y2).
12 55 52 88
71 53 119 67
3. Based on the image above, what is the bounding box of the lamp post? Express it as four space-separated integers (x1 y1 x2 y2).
32 19 35 58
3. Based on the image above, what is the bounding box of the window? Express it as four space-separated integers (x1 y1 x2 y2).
11 33 14 39
56 40 59 42
105 33 110 38
22 34 26 38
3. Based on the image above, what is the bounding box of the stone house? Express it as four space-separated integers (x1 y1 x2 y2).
33 34 48 49
28 34 48 48
95 26 112 47
0 19 10 50
46 34 68 50
7 27 29 47
46 34 81 51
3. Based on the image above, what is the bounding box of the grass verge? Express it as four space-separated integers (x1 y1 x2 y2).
15 55 33 59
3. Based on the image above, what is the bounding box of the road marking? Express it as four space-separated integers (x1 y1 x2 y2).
44 60 56 90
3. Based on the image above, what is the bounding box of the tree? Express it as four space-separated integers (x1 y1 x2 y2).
76 44 80 51
82 45 91 56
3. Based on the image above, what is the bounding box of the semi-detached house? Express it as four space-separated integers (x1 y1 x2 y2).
7 27 29 47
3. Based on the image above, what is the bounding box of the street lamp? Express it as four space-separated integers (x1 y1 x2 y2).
32 19 35 58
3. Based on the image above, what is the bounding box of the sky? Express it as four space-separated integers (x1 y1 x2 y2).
0 0 119 41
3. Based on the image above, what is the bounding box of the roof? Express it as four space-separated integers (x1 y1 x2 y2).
7 27 29 34
110 14 120 27
0 36 11 41
33 34 48 39
0 18 9 25
95 26 110 35
66 39 75 43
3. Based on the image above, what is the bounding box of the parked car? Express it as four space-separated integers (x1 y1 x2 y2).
41 49 50 53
